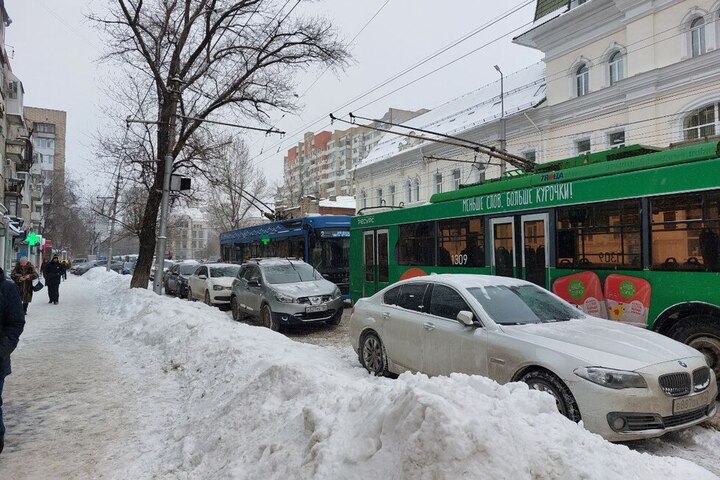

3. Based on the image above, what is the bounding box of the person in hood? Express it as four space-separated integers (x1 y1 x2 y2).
44 256 65 305
0 267 26 454
11 257 38 314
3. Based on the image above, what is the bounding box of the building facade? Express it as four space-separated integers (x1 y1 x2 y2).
355 0 720 209
170 208 221 261
278 108 427 210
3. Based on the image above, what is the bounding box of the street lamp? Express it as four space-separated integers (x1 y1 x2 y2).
494 65 506 175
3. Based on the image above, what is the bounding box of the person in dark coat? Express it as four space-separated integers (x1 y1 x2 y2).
11 257 38 315
0 267 26 454
44 256 65 305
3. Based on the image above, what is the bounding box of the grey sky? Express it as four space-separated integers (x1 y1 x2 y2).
6 0 542 192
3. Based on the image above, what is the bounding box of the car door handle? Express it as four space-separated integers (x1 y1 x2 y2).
382 312 391 319
423 322 436 331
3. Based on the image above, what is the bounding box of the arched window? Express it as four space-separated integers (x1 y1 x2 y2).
576 64 589 97
691 17 706 57
413 178 420 202
609 51 624 85
405 180 412 203
360 190 367 209
683 103 718 140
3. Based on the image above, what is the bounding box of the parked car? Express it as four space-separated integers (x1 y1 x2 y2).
150 260 176 281
164 261 199 297
72 260 107 276
230 258 343 331
187 263 240 307
349 274 717 442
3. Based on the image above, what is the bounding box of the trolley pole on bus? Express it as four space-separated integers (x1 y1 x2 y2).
494 65 506 176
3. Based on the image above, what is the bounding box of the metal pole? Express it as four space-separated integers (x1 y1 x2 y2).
494 65 506 175
106 171 122 272
153 78 179 294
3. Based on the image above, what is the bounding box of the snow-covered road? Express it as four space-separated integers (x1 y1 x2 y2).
0 270 719 479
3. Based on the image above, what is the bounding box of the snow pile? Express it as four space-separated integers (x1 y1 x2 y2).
83 270 717 480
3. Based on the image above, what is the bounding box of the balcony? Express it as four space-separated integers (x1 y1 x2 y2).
6 74 25 125
30 184 43 201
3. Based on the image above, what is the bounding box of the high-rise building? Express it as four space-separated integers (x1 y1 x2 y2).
277 108 428 211
24 107 66 187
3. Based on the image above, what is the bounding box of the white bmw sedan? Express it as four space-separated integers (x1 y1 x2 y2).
349 274 717 441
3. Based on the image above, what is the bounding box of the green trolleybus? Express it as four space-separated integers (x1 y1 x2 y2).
350 141 720 380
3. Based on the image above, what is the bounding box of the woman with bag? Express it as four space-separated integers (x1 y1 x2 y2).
11 257 39 314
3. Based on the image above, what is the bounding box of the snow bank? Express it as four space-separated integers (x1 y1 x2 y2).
83 270 718 480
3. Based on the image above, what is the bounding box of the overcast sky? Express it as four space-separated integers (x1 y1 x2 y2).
6 0 542 194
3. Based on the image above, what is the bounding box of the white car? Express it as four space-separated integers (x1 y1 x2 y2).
187 263 240 307
349 274 717 441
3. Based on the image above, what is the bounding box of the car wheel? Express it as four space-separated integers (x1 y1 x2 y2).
669 315 720 384
188 288 195 301
204 291 213 306
261 304 279 331
360 332 389 376
326 308 343 326
521 370 581 422
231 296 243 321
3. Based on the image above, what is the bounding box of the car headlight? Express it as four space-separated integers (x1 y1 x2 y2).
274 292 295 303
332 286 341 299
213 285 224 291
574 367 647 389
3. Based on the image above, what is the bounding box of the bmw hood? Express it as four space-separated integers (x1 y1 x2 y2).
501 318 703 371
271 280 335 297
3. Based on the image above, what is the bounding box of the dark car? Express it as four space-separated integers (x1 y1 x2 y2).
164 262 199 298
73 260 106 275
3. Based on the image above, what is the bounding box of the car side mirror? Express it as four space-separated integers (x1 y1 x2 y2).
199 275 207 280
457 310 475 327
248 279 260 287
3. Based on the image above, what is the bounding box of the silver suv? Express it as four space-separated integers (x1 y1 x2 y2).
230 258 343 331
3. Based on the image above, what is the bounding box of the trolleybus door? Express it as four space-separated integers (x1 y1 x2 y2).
490 217 516 278
362 229 389 297
520 213 549 289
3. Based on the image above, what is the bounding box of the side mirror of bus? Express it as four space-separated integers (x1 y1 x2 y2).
457 310 475 327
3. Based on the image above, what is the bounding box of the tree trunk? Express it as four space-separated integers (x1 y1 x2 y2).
129 185 163 288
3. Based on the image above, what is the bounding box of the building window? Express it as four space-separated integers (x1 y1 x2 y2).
576 64 589 97
34 123 56 134
522 150 537 163
434 173 443 194
608 131 625 148
389 184 396 205
406 180 412 203
376 188 383 207
360 190 367 209
684 104 718 140
691 17 706 57
475 165 486 183
609 51 624 85
575 138 591 155
413 178 420 202
452 169 461 190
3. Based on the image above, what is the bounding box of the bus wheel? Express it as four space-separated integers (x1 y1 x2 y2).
669 315 720 380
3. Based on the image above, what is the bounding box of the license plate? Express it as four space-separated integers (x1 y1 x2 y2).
673 390 710 414
306 305 328 313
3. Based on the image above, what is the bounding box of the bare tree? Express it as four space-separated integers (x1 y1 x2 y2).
43 174 99 257
91 0 349 288
204 137 268 231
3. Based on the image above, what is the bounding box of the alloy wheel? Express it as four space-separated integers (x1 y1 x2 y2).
362 335 383 373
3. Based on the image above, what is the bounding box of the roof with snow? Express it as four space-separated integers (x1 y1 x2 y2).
358 62 546 168
318 195 356 210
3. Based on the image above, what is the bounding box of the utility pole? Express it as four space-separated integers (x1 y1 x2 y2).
152 77 181 294
105 167 123 272
494 65 506 176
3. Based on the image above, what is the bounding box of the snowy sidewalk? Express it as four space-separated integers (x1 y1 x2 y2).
0 275 178 479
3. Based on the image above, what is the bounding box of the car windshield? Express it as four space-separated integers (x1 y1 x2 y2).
210 265 239 278
467 284 584 325
179 264 198 275
262 263 318 284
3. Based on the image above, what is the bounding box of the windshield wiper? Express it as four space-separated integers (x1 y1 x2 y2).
285 259 303 282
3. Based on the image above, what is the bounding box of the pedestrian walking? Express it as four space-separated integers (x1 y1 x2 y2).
44 256 65 305
11 257 38 315
0 266 26 454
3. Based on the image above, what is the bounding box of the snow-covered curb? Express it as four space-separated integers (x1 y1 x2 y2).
84 270 718 479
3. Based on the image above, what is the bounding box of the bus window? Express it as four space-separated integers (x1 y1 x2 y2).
556 200 641 269
397 222 435 266
437 217 485 267
651 192 720 271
